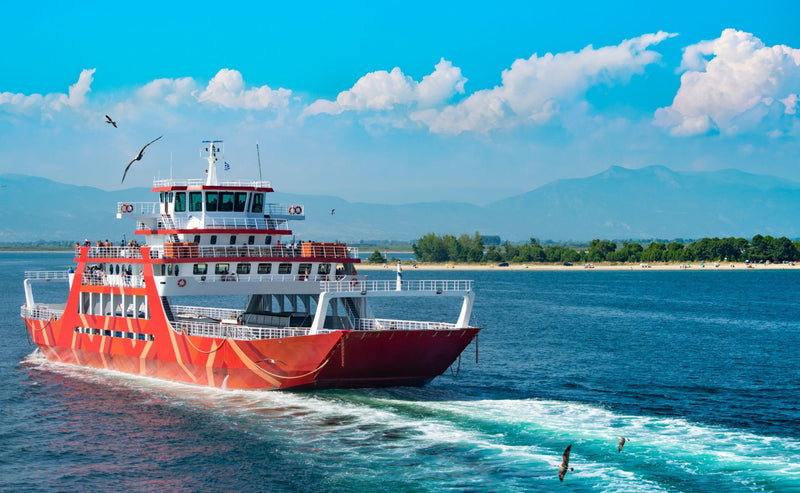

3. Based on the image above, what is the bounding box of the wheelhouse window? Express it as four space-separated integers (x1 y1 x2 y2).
215 263 229 275
193 263 207 275
174 192 186 212
220 192 234 212
189 192 203 212
251 193 264 213
278 263 292 275
257 263 271 274
235 192 247 212
205 192 219 212
236 263 251 275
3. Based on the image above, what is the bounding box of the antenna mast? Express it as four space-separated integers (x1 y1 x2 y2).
256 142 263 186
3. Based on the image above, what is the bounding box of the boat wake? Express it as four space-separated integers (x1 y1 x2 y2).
21 352 800 491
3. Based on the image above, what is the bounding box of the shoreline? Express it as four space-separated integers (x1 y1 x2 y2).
357 261 798 271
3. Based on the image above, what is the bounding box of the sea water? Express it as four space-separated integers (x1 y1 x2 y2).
1 252 799 492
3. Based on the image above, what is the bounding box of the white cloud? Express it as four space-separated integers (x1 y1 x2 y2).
413 32 675 134
197 69 291 110
138 77 198 106
304 58 466 116
0 68 95 115
655 29 800 136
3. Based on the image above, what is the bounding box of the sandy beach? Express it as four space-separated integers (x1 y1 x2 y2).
357 261 798 271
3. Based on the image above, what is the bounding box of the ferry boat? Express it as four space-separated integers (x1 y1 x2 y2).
20 141 481 390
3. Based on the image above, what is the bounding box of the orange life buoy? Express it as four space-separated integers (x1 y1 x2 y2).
288 206 294 215
294 206 303 215
126 204 134 213
177 278 186 287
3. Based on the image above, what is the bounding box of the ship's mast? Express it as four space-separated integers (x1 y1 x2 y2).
203 140 223 185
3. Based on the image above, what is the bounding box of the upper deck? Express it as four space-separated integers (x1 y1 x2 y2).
152 178 273 192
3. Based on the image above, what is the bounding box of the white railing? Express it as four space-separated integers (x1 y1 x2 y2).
24 271 70 281
183 273 341 283
266 203 305 217
81 274 146 288
137 217 290 231
76 246 147 259
151 244 358 259
356 318 459 331
172 320 317 340
321 279 473 293
153 179 272 188
116 202 159 215
21 305 65 321
171 305 243 321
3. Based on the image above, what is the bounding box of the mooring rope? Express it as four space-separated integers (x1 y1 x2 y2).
181 330 227 354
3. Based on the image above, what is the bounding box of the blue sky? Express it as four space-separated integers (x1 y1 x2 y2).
1 0 799 204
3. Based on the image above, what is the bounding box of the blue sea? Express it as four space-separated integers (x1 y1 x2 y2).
2 252 799 492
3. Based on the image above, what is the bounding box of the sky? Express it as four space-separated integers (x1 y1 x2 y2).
1 0 799 204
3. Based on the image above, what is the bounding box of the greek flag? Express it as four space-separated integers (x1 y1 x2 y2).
224 161 231 171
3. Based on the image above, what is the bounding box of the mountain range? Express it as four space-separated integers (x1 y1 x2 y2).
1 166 798 243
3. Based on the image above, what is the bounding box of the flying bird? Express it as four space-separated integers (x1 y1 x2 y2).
617 437 629 453
558 444 573 482
105 115 117 128
122 136 162 183
330 209 335 215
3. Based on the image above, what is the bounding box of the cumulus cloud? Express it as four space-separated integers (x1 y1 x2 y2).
138 77 198 106
413 32 675 134
304 58 466 116
655 29 800 136
0 68 95 115
197 69 291 110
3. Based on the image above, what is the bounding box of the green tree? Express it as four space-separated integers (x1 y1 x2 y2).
367 249 386 263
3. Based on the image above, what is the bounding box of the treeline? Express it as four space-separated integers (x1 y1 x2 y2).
407 233 800 263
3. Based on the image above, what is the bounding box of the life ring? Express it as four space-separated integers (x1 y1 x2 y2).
126 204 134 213
177 278 186 287
294 206 303 215
288 206 295 215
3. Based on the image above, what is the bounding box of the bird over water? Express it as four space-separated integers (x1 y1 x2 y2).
558 444 573 482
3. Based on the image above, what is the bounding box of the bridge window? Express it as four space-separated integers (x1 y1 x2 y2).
189 192 203 212
278 263 292 275
235 192 247 212
220 192 234 212
174 192 186 212
215 263 229 275
257 263 271 274
205 192 219 212
251 193 264 213
193 263 207 275
236 263 251 275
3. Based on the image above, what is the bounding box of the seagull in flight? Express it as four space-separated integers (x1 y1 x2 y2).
330 209 335 215
105 115 117 128
558 444 573 482
122 136 162 183
617 437 629 453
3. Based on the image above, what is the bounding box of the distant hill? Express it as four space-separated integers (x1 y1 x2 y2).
1 166 798 242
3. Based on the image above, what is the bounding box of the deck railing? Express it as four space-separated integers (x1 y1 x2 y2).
76 246 147 259
20 305 64 321
24 271 70 281
81 274 146 288
321 279 473 293
137 217 290 231
172 320 315 340
171 305 242 321
116 202 159 215
356 318 459 331
152 178 272 188
151 244 358 259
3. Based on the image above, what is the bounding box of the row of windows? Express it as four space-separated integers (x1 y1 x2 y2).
74 326 154 341
192 262 332 276
161 191 265 213
191 235 272 245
